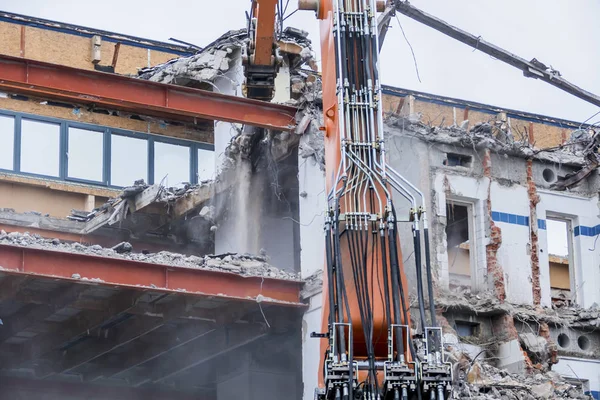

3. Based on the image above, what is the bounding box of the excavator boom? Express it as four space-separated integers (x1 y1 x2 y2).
299 1 452 399
242 0 453 398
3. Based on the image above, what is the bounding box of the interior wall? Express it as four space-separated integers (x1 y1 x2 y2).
0 20 184 74
0 181 86 217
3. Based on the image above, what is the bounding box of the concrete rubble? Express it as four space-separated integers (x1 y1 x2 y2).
138 29 245 85
438 288 600 331
0 230 299 281
138 27 317 90
451 348 590 399
384 113 600 191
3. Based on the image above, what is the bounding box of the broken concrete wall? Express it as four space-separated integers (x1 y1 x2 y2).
385 120 600 310
382 87 589 149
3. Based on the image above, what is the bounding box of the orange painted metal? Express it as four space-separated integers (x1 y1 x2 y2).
0 55 297 131
252 0 279 66
315 0 413 386
0 243 303 306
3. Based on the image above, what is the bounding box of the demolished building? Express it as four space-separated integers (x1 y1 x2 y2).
0 9 598 400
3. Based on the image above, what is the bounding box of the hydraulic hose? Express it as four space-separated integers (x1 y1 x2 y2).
379 231 392 328
332 214 347 357
386 225 405 361
324 222 337 329
412 226 427 333
423 227 437 327
391 207 417 360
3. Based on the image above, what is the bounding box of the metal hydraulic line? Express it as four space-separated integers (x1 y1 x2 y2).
393 1 600 109
300 0 453 398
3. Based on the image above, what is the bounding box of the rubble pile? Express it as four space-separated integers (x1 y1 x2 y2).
138 27 318 92
437 288 600 330
138 29 245 84
385 114 587 167
451 348 590 399
0 230 299 281
384 113 600 191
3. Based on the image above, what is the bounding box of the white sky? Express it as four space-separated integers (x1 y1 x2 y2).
546 219 569 257
2 0 600 123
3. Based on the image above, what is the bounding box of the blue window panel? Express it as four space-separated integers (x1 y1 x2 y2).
538 219 546 230
491 211 500 222
516 215 526 226
508 214 517 224
574 226 580 237
582 226 590 236
500 213 509 223
525 216 530 226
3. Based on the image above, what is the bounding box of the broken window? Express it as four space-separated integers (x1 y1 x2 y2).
444 153 472 168
197 148 215 182
111 134 148 187
446 202 472 288
0 115 14 170
67 127 104 182
547 218 574 304
20 119 60 177
154 142 190 185
455 321 480 338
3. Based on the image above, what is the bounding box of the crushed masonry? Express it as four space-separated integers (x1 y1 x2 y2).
384 114 600 191
451 349 590 399
0 230 299 281
138 27 317 93
437 289 600 332
482 148 507 303
526 159 542 306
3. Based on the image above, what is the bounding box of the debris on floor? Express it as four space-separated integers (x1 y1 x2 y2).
0 230 299 281
451 348 591 399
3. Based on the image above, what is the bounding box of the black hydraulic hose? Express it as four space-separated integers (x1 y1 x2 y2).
325 223 337 329
423 227 437 328
333 211 354 400
361 224 377 393
413 227 427 333
386 226 405 361
379 232 392 328
390 207 416 360
332 216 347 356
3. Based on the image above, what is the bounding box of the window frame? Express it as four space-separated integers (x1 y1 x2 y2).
0 108 214 188
65 122 108 185
0 111 17 173
109 129 150 188
546 212 578 304
151 134 194 186
19 115 63 180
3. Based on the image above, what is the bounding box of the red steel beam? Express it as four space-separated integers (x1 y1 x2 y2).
0 55 297 131
0 243 303 306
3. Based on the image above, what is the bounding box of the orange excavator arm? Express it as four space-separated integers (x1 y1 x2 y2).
242 0 282 101
297 1 453 399
242 0 453 398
